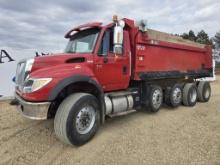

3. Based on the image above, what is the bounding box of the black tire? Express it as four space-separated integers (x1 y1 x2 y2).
182 83 197 106
197 81 211 102
54 93 100 145
148 85 163 112
165 84 182 107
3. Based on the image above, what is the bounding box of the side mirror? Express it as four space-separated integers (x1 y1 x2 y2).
113 20 125 55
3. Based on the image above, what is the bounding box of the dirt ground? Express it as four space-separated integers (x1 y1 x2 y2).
0 78 220 165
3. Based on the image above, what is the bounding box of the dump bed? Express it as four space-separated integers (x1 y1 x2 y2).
133 29 212 80
147 29 205 49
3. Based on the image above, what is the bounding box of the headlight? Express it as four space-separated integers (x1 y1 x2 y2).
23 78 52 93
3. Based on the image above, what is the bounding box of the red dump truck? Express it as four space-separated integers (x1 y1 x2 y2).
14 17 212 145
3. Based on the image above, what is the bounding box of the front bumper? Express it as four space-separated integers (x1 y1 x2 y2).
15 93 51 120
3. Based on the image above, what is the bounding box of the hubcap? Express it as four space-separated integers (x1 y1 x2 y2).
172 88 182 104
152 89 162 109
190 88 197 103
204 87 210 99
76 105 96 134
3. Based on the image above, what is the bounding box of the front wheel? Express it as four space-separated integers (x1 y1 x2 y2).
54 93 100 145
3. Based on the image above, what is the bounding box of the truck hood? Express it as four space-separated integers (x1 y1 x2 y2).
30 53 94 78
32 53 88 71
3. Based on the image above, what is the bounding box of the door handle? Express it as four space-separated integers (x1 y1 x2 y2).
122 66 127 75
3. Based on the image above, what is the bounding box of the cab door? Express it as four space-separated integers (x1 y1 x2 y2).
94 29 131 91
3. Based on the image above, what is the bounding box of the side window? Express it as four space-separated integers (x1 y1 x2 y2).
98 31 109 55
109 30 114 52
98 29 114 55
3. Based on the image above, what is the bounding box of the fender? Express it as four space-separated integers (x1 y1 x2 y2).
48 75 106 123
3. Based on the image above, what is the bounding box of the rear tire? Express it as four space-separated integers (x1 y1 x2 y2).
165 84 182 107
197 81 211 102
54 93 100 145
148 85 163 112
182 83 197 106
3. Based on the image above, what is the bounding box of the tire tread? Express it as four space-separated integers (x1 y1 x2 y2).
54 93 88 145
182 83 197 106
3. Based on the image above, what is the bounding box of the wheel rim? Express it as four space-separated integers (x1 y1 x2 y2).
190 88 197 103
204 87 210 99
152 89 162 109
172 88 182 104
76 105 96 134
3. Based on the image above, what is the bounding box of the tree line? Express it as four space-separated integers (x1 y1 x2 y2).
177 30 220 48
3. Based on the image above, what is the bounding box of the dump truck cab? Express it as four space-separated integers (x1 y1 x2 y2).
15 17 134 124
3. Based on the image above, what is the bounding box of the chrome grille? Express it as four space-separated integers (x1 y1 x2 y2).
16 60 27 91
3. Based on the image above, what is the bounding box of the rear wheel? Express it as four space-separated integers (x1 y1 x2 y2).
165 84 182 107
182 83 197 106
148 85 163 112
54 93 100 145
197 81 211 102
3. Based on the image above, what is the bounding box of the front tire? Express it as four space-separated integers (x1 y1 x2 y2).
54 93 100 145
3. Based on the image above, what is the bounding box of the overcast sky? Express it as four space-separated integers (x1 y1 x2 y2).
0 0 220 96
0 0 220 53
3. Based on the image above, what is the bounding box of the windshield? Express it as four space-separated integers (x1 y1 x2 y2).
64 28 100 53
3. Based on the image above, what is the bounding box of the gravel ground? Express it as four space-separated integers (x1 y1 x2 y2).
0 77 220 165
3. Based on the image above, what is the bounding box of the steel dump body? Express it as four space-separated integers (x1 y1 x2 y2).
131 28 212 80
